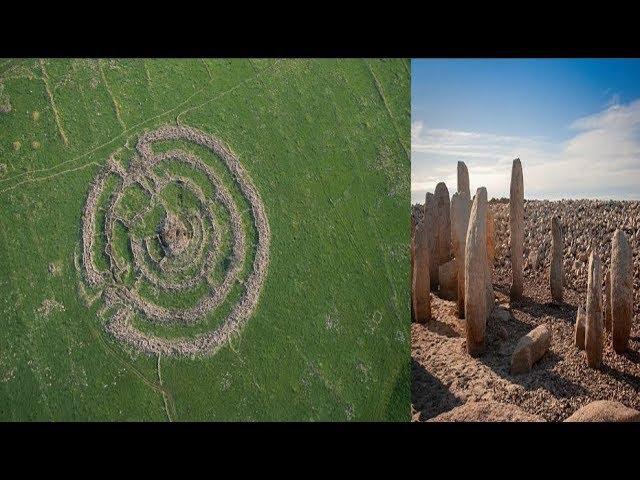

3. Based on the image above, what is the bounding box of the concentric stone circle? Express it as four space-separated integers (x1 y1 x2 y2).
80 125 270 356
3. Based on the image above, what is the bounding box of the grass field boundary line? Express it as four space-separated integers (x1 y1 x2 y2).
39 59 69 147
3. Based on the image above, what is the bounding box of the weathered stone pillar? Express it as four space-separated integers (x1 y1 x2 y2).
486 207 495 312
451 191 471 318
457 161 470 197
611 229 633 353
411 216 416 322
424 192 439 288
413 219 431 322
574 304 586 349
486 209 495 268
550 216 563 303
510 158 524 300
585 251 604 368
464 187 488 356
603 270 612 333
435 182 451 265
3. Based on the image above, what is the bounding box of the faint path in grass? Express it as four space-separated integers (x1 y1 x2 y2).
363 59 410 162
0 59 283 196
201 59 214 80
325 79 405 326
39 59 69 146
157 353 173 421
98 59 127 132
175 59 283 125
89 325 177 421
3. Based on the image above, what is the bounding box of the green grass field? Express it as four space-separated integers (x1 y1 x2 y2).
0 58 410 421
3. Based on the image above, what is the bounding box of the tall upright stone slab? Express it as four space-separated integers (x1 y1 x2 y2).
424 192 439 289
585 251 604 369
574 304 586 350
411 217 416 322
510 158 524 300
451 191 471 318
486 207 495 312
611 229 633 353
413 219 431 323
464 187 488 356
457 161 470 197
486 208 495 268
603 270 612 333
550 216 563 303
434 182 451 265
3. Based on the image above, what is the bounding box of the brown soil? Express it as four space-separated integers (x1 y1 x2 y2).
412 265 640 422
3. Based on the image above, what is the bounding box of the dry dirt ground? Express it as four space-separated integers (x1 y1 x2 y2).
412 203 640 422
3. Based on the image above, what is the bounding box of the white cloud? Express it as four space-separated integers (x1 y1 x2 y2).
412 99 640 203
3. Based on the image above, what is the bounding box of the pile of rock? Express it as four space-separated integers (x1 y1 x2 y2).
490 199 640 306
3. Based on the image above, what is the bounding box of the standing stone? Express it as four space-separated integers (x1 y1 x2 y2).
585 251 604 369
603 270 612 333
451 191 471 318
486 209 495 268
464 187 488 356
457 161 470 197
510 158 524 300
438 259 457 300
424 192 439 288
550 216 563 303
486 207 495 313
574 304 586 349
412 219 431 322
411 218 416 322
611 229 633 353
485 273 495 315
434 182 451 265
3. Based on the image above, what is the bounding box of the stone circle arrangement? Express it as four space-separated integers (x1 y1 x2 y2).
80 124 270 357
411 159 634 371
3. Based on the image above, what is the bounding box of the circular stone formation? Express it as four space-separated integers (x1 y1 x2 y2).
80 125 271 356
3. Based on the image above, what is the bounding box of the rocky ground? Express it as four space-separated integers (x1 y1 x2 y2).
412 199 640 422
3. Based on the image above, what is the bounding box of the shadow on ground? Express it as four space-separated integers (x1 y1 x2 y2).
476 301 588 401
411 358 461 421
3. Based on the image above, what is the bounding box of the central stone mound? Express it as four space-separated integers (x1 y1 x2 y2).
159 213 189 257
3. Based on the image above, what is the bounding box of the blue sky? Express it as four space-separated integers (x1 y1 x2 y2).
412 59 640 202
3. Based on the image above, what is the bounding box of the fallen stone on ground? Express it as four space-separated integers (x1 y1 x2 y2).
510 324 552 375
564 400 640 422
